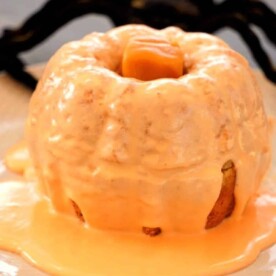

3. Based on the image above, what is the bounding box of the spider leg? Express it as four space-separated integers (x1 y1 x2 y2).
0 55 37 90
216 0 276 45
244 0 276 45
199 13 276 83
0 0 130 89
0 0 129 53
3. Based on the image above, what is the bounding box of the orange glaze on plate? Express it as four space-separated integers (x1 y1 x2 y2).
0 25 276 275
0 142 276 276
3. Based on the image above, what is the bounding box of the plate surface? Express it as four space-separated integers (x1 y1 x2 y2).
0 66 276 275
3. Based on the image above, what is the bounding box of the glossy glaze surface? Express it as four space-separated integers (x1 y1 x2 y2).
0 146 276 275
27 25 270 233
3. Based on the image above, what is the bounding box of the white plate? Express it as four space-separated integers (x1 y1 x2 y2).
0 66 275 275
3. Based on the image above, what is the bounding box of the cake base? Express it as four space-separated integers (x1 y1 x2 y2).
0 178 275 276
0 66 276 275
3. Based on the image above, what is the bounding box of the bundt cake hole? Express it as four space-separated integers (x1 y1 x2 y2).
142 227 162 237
70 199 85 223
205 160 236 229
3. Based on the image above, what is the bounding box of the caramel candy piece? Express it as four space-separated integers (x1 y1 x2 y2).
122 36 184 81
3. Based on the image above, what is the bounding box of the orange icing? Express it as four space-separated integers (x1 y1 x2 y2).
0 144 276 275
26 25 270 233
4 141 30 174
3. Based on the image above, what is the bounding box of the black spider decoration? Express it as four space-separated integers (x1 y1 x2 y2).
0 0 275 90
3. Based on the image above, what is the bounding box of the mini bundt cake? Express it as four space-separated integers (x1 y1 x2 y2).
26 25 270 235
